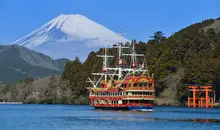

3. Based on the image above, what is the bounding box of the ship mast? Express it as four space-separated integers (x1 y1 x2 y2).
118 29 123 79
122 40 149 76
90 29 150 88
93 41 114 84
104 42 108 82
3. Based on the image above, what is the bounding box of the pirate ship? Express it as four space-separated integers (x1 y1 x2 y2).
87 36 155 111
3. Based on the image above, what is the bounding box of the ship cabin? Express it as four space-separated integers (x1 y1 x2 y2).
89 76 155 107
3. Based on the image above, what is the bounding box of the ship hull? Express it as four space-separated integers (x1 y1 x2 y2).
94 106 129 110
93 106 153 111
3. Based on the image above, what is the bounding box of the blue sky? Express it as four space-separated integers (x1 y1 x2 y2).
0 0 219 44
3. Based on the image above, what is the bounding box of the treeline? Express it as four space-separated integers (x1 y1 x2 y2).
0 76 88 104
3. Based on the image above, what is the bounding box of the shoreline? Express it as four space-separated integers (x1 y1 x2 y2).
0 102 23 104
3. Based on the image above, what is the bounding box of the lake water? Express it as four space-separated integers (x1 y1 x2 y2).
0 105 219 130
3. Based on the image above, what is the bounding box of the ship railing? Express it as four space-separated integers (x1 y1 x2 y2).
124 87 154 91
90 95 155 99
91 103 153 107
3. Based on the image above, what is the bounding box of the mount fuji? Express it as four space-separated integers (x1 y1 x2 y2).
12 14 129 60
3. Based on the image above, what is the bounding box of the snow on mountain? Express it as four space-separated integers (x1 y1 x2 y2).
13 14 129 60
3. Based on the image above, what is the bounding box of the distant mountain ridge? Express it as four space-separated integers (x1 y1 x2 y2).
13 14 129 60
0 45 70 83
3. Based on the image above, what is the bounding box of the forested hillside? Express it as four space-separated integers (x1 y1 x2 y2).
1 18 220 105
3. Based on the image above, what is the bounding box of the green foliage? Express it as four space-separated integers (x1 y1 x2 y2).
150 31 166 43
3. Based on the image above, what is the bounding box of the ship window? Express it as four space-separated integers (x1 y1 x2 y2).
149 83 152 88
133 83 137 87
143 83 147 87
139 83 143 87
122 84 127 88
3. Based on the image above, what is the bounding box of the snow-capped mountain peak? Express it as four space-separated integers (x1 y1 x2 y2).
13 14 129 60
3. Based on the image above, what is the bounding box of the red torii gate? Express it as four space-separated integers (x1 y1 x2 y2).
188 85 214 108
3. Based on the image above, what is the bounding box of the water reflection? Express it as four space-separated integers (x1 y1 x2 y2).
101 117 220 123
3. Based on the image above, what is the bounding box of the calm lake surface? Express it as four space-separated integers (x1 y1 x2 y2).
0 105 220 130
